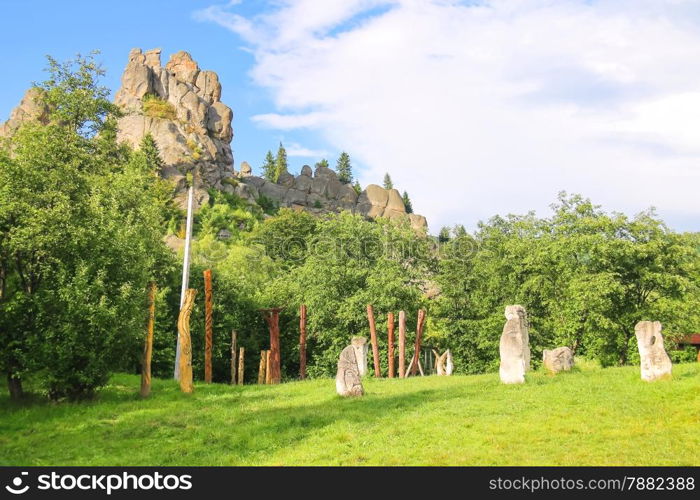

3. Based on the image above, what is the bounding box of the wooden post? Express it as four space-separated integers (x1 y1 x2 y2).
411 309 427 376
258 350 267 384
203 269 214 383
265 350 272 384
178 288 197 393
387 312 395 378
260 308 282 384
299 304 307 380
237 347 245 385
140 281 156 397
366 305 381 377
398 310 406 378
230 330 237 385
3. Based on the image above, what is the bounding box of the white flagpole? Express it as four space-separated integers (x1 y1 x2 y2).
174 181 195 380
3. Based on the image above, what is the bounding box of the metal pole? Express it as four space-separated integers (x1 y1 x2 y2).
174 183 195 380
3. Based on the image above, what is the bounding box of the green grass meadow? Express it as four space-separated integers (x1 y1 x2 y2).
1 362 698 466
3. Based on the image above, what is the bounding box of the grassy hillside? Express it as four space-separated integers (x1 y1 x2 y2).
1 362 698 466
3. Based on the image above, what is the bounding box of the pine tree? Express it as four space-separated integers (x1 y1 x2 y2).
275 142 288 181
336 151 353 184
140 133 163 172
262 150 276 181
315 158 329 169
353 181 362 195
402 190 413 214
383 173 393 190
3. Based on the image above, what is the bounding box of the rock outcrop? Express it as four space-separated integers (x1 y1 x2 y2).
635 321 672 381
542 347 574 374
0 87 50 138
232 164 428 231
499 305 530 384
114 48 235 208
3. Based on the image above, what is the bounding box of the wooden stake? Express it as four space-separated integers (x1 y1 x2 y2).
258 350 266 384
237 347 245 385
178 288 197 393
410 309 427 376
203 269 214 383
140 281 156 397
398 310 406 379
299 304 307 380
387 312 395 378
366 304 381 377
260 308 282 384
265 350 272 384
230 330 237 385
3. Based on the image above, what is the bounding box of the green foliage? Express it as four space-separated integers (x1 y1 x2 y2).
336 151 353 184
140 134 163 172
0 54 174 400
438 226 451 243
315 158 329 169
313 200 323 209
275 142 288 181
402 190 413 214
353 181 362 195
256 194 278 215
262 150 276 182
383 173 393 190
142 94 176 120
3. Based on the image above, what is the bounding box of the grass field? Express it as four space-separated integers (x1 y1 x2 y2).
1 362 698 466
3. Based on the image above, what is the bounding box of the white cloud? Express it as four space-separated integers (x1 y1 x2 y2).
198 0 700 232
284 142 328 157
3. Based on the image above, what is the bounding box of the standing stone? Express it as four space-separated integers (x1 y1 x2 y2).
635 321 672 381
336 345 364 397
542 347 574 374
351 336 369 377
499 305 530 384
445 350 454 375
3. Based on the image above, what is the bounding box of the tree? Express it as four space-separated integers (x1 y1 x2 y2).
353 181 362 195
0 54 173 400
336 151 353 184
315 159 329 169
262 150 276 182
438 227 451 243
140 133 163 173
402 191 413 214
383 173 393 190
275 142 288 181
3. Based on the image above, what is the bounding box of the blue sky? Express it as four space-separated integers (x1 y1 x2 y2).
2 1 700 233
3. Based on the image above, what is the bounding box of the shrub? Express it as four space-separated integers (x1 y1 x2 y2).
142 94 176 120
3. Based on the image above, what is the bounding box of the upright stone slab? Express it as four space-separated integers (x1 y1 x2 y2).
543 347 574 374
351 336 369 377
635 321 672 381
336 345 364 397
499 305 529 384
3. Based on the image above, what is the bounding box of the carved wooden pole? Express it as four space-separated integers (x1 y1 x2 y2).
178 288 197 393
299 304 307 380
265 350 272 384
203 269 213 383
398 310 406 378
261 308 282 384
366 304 381 377
411 309 427 376
258 350 266 384
230 330 237 385
237 347 245 385
140 281 156 397
387 312 395 378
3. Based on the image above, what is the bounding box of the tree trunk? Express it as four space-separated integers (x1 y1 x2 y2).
366 304 381 377
140 281 156 397
178 288 197 393
203 269 213 383
7 372 23 400
398 310 406 378
299 304 307 380
411 309 426 376
230 330 237 385
237 347 245 385
387 312 395 378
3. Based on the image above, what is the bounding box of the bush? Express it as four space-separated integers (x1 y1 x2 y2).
142 94 176 120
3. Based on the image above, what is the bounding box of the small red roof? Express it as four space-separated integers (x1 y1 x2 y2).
679 334 700 345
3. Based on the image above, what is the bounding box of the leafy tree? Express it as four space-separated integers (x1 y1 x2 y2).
0 54 173 400
453 224 467 238
383 173 393 190
438 227 451 243
402 191 413 214
262 150 276 182
275 142 288 181
336 151 353 184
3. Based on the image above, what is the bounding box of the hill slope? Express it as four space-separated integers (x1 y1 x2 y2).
1 363 698 466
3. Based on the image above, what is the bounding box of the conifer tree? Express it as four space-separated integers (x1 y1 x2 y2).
315 158 329 168
336 151 353 184
438 226 451 243
262 150 276 181
402 190 413 214
275 142 288 181
140 133 163 172
383 173 393 190
353 181 362 195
